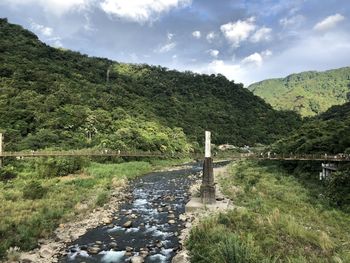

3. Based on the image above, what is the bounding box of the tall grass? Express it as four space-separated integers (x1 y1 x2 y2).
188 161 350 262
0 158 187 259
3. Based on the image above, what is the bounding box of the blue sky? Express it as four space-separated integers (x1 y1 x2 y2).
1 0 350 85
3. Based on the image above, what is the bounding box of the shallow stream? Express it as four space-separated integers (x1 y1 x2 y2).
59 164 203 263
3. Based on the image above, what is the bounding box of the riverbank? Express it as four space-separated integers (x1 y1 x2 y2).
172 163 233 263
186 160 350 262
1 158 190 262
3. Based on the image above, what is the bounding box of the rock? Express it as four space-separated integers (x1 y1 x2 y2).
80 245 88 251
109 242 118 248
185 222 192 228
155 240 163 248
123 221 133 228
125 251 133 257
102 217 113 224
87 246 100 254
130 214 138 219
179 214 187 222
125 246 134 252
21 253 38 263
172 250 190 263
130 255 144 263
95 241 102 245
139 250 149 258
168 219 176 224
167 213 175 219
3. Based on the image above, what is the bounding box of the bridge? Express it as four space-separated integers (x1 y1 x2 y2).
0 150 349 162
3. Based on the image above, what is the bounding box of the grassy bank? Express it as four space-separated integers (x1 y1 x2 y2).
0 158 189 258
187 161 350 262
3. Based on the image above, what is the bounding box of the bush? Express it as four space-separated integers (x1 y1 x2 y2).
36 157 88 178
23 181 46 199
325 168 350 210
0 166 17 181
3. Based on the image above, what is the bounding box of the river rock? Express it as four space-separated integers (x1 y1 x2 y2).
179 214 187 221
130 256 144 263
168 219 176 224
125 246 134 252
172 250 189 263
123 221 133 228
87 246 100 254
155 240 163 248
167 213 175 219
109 242 118 248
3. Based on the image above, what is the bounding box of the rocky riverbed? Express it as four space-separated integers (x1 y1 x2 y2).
57 165 203 263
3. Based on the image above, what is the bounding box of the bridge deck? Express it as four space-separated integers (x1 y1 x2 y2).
0 151 349 162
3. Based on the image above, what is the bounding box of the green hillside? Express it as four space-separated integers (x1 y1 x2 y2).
272 102 350 154
0 18 301 152
248 68 350 117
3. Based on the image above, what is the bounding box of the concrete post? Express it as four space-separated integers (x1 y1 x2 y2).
200 131 216 204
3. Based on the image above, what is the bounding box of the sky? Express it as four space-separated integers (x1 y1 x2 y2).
1 0 350 86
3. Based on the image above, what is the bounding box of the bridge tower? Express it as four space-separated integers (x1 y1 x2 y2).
319 163 338 180
200 131 216 204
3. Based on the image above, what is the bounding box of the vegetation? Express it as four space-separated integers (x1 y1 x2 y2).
248 68 350 116
0 18 301 152
188 161 350 262
0 158 187 258
272 102 350 154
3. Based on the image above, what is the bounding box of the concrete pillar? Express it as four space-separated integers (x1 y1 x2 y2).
200 131 216 204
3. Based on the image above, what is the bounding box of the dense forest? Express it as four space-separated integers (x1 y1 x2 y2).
248 67 350 117
0 18 301 153
272 102 350 154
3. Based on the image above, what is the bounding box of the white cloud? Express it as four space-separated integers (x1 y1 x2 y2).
167 33 174 40
206 31 216 43
156 42 177 53
48 36 63 47
261 49 272 57
208 49 219 58
242 52 263 66
314 13 345 31
29 20 63 47
30 21 53 37
250 27 272 43
279 15 305 28
192 30 201 39
100 0 192 23
220 17 256 47
1 0 91 16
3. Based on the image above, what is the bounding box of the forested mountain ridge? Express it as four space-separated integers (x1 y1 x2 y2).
272 101 350 154
248 67 350 117
0 18 301 152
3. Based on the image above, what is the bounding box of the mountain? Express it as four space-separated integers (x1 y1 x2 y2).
0 18 301 152
248 68 350 117
272 102 350 154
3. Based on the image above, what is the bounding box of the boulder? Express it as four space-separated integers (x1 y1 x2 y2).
123 221 133 228
130 256 144 263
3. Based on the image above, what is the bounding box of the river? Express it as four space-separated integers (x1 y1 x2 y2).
59 163 203 263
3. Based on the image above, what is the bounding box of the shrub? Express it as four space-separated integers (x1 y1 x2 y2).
325 168 350 210
0 166 17 181
23 181 46 199
36 157 88 178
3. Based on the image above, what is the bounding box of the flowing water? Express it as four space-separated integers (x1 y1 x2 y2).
59 164 203 263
